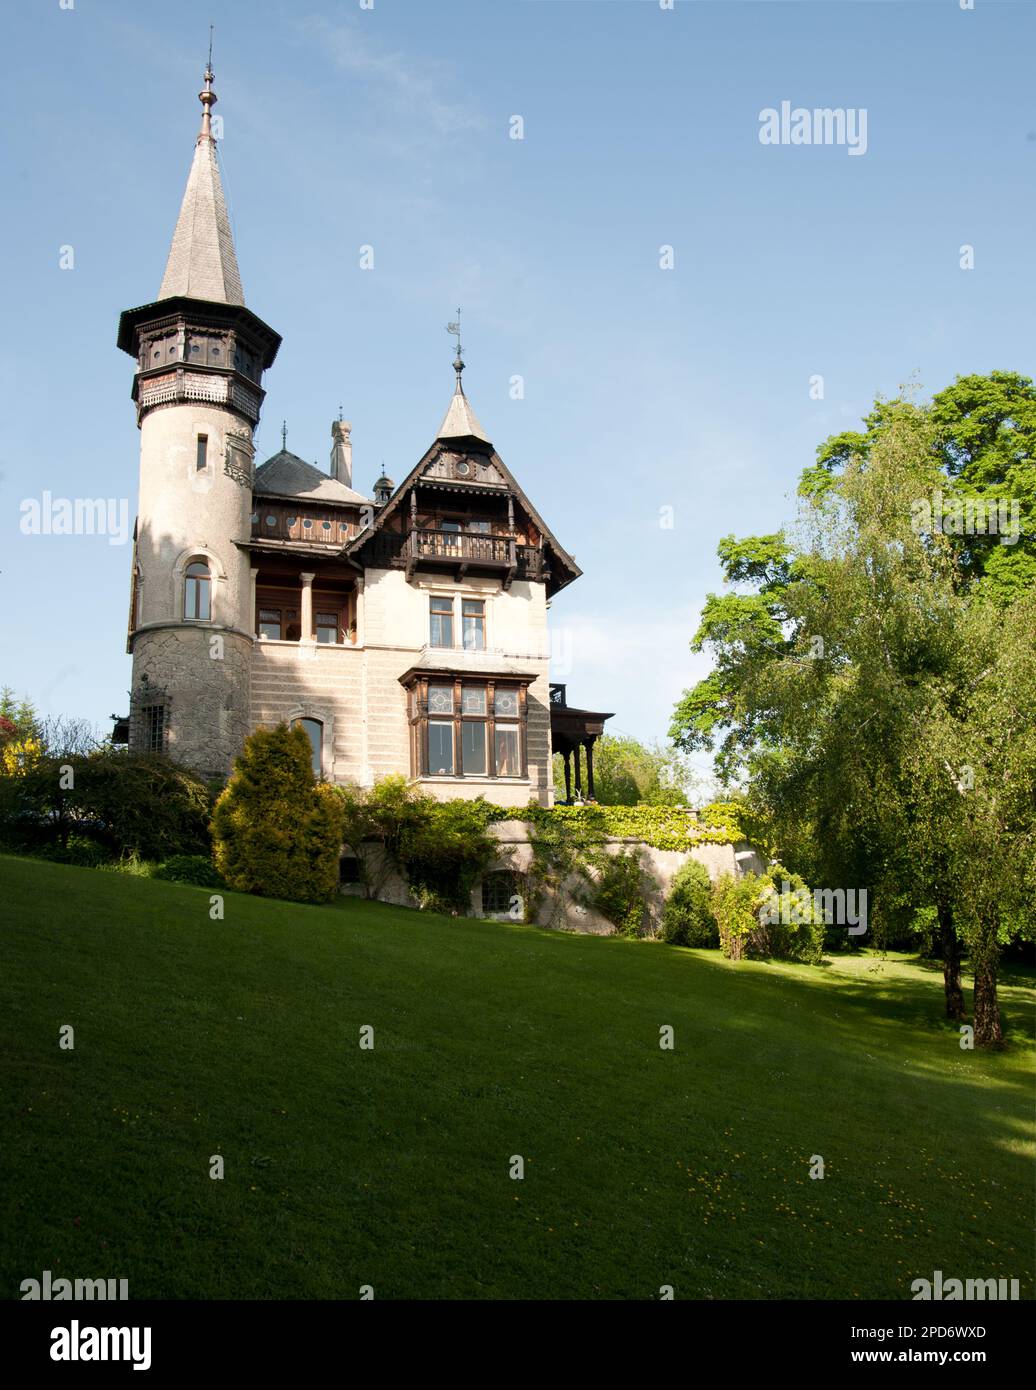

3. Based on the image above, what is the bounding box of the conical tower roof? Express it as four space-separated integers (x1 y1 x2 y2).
157 64 244 305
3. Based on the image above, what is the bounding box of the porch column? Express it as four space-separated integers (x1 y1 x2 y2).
249 567 259 637
562 748 572 803
354 576 364 646
574 743 582 798
584 738 596 801
299 571 316 644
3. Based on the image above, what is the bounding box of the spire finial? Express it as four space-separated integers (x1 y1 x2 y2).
446 308 464 390
281 420 287 451
198 29 217 143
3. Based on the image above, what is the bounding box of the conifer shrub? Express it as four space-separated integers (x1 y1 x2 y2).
659 860 719 947
212 724 345 903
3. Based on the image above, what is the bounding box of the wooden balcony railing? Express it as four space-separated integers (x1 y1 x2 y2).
386 528 546 588
411 528 516 565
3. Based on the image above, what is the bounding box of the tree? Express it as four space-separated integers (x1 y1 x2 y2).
0 688 40 742
671 384 1036 1043
799 371 1036 603
553 735 697 805
212 724 345 903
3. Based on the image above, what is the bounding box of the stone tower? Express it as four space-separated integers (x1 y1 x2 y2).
117 64 280 779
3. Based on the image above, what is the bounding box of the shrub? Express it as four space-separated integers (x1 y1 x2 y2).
212 724 345 903
336 775 432 899
712 872 763 960
0 749 213 861
102 852 156 878
153 854 224 888
591 848 649 938
660 860 718 947
752 864 826 964
713 865 826 965
35 836 111 869
402 798 501 914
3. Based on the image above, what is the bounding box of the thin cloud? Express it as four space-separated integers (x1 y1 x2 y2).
299 14 487 140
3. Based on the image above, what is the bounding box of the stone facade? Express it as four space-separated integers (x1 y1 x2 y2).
131 625 252 782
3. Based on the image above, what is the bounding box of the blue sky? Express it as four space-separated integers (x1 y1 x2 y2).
2 0 1033 784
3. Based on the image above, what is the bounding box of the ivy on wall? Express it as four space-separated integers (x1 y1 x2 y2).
469 800 746 852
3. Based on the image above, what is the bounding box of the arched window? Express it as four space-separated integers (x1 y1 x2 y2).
295 718 323 778
184 560 211 621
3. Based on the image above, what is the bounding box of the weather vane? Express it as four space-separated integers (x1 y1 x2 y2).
446 309 464 379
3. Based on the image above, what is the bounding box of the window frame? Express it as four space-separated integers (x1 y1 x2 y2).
315 609 340 645
461 598 486 652
481 871 522 916
141 703 166 754
408 676 528 781
429 595 454 648
294 717 324 778
183 559 211 621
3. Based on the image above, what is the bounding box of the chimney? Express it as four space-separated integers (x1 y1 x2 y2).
331 418 352 487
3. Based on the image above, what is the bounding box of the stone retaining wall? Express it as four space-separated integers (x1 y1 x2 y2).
340 819 766 935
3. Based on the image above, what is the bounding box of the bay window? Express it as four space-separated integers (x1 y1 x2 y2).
406 675 528 780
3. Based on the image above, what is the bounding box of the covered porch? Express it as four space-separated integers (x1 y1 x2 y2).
549 683 614 803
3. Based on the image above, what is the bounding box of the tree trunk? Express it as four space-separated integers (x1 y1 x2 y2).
973 957 1003 1048
937 899 964 1020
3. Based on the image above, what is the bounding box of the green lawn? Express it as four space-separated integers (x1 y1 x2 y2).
0 854 1032 1301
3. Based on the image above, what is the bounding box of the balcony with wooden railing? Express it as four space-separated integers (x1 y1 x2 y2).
404 528 546 588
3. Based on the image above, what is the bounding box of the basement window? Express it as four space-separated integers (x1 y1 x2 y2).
482 872 522 916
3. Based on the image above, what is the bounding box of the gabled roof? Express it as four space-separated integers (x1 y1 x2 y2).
345 396 582 595
254 450 370 506
157 68 244 305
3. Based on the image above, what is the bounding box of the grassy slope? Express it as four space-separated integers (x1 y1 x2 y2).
0 854 1032 1301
